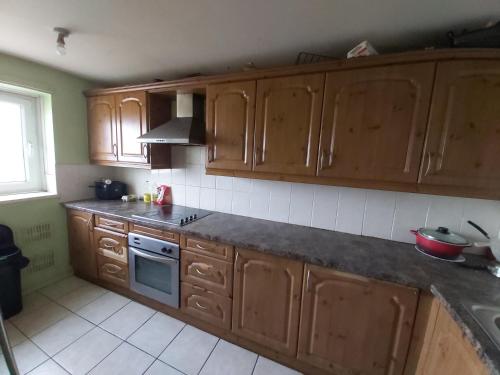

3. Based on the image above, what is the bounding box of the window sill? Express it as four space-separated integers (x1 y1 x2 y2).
0 192 59 205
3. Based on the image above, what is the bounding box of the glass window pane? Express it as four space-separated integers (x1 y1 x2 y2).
135 256 173 295
0 101 26 183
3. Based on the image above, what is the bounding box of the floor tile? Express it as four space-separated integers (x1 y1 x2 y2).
5 320 27 346
76 291 130 324
12 340 49 374
55 284 107 312
22 293 51 313
145 360 183 375
99 301 155 339
88 342 154 375
27 359 69 374
127 312 185 357
199 339 257 375
39 276 89 300
31 313 94 356
10 301 70 337
53 327 122 375
159 325 218 375
253 356 302 375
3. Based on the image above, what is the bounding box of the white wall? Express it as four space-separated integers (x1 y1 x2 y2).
111 146 500 244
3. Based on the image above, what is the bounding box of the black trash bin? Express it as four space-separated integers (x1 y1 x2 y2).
0 225 29 319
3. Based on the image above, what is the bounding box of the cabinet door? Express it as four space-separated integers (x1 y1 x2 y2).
87 95 117 162
67 210 97 279
254 74 325 175
420 304 488 375
206 81 256 170
232 248 303 356
318 64 434 183
419 61 500 191
116 91 149 164
298 265 418 375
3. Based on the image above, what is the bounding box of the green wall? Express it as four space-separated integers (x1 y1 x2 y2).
0 52 97 292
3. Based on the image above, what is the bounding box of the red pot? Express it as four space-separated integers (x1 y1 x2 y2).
410 227 471 258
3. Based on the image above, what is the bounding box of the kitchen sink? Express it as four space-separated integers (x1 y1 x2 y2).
465 303 500 349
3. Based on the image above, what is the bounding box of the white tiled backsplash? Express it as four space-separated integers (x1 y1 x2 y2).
105 146 500 244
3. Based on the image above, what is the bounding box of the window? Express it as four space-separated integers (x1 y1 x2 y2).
0 84 54 197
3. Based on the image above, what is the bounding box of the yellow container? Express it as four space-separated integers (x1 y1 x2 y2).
143 193 151 203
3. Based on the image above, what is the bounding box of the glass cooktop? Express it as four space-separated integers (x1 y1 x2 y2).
132 205 212 226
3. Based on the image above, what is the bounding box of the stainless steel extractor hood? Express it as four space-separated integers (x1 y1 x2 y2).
137 93 205 145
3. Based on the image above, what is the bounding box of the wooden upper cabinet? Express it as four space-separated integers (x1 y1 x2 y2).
318 63 434 184
88 95 117 162
115 91 149 164
298 265 418 375
254 74 325 175
206 81 256 170
232 248 303 356
67 210 97 279
419 60 500 194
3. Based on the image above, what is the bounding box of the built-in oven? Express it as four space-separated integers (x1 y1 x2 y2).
128 232 179 308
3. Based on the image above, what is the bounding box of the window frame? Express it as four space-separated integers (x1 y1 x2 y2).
0 88 47 195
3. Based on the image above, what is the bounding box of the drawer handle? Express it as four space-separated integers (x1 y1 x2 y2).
103 263 121 274
195 243 209 250
195 301 209 310
103 243 116 249
194 266 208 276
103 221 120 227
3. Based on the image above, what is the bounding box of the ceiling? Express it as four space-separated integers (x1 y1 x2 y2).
1 0 499 85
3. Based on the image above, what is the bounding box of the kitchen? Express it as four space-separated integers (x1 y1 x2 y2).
1 1 500 374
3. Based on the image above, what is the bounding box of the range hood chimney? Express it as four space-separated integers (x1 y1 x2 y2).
137 93 205 145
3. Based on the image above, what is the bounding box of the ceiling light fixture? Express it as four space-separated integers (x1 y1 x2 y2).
53 27 70 56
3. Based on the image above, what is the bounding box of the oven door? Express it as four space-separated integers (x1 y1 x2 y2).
128 246 179 308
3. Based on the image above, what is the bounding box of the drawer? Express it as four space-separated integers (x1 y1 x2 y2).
94 227 128 264
181 282 232 330
180 235 234 261
95 215 129 233
181 250 233 297
97 254 129 288
130 223 180 243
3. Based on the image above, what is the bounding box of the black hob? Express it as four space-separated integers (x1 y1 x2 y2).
132 205 212 226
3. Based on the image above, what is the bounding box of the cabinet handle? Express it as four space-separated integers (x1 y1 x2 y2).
103 243 115 249
102 221 120 227
142 144 148 160
87 218 93 232
195 301 209 310
192 284 205 292
424 151 434 176
207 146 214 162
103 263 121 274
194 266 209 276
306 269 312 292
195 243 209 250
112 144 118 157
254 146 262 165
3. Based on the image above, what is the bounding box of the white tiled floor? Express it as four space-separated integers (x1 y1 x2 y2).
1 276 302 374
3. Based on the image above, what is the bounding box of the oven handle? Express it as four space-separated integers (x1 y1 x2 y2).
129 247 178 265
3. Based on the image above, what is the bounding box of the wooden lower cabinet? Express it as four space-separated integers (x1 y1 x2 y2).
416 301 488 375
96 254 129 288
298 265 418 375
67 209 97 279
94 227 128 264
181 282 232 329
232 248 303 356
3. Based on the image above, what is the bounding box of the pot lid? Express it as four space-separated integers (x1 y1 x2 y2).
418 227 470 245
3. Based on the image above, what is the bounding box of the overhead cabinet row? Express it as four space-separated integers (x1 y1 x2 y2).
206 60 500 198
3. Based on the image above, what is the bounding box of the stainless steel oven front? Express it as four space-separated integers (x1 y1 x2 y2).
128 232 179 308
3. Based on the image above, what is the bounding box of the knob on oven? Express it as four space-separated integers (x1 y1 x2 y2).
161 247 173 254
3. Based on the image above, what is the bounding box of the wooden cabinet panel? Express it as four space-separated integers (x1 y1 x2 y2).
318 63 434 183
67 210 97 279
206 81 256 170
232 248 303 356
254 74 325 175
298 265 418 375
116 91 149 164
420 303 488 375
419 60 500 192
130 223 179 243
95 215 129 233
181 250 233 297
96 254 129 288
94 227 128 264
181 282 232 329
88 95 117 162
180 235 234 261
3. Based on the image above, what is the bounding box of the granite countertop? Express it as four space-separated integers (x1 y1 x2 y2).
65 199 500 374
